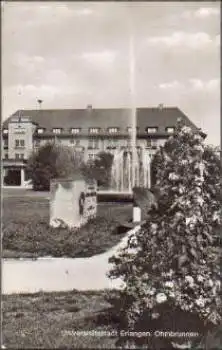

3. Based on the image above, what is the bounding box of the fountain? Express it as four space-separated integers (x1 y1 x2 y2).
110 26 152 194
110 148 151 192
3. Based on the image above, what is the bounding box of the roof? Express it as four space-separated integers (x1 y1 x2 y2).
2 107 200 136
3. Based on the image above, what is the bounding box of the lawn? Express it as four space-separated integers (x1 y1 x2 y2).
2 290 117 349
3 291 220 349
2 191 221 349
3 194 132 259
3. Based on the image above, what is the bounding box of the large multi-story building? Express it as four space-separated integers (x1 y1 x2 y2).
2 105 201 188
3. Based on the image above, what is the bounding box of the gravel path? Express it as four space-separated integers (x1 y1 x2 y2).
3 225 140 294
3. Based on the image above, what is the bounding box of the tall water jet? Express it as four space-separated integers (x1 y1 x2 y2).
109 8 152 193
129 32 137 190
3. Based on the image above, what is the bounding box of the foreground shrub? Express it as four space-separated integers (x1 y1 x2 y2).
109 120 221 348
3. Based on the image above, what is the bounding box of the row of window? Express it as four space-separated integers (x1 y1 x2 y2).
2 126 175 135
3 139 25 148
34 138 157 149
3 140 26 148
36 127 120 135
36 126 174 134
4 153 24 160
3 138 158 160
6 137 159 150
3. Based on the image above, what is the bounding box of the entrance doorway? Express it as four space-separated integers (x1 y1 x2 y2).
4 169 21 186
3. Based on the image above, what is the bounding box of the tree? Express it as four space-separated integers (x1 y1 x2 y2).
108 121 221 348
27 143 83 191
82 151 114 189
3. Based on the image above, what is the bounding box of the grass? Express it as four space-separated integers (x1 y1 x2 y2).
3 291 220 349
3 190 221 349
2 290 117 349
3 195 132 259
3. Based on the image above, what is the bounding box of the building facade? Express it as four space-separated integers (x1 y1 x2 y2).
2 106 200 188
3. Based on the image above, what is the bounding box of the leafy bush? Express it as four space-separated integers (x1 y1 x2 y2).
27 143 83 191
108 120 222 348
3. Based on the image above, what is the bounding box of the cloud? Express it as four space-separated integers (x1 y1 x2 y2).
44 69 68 85
10 83 82 101
37 4 93 17
206 79 220 91
81 50 117 64
194 7 220 18
73 8 93 16
189 78 219 91
33 56 45 64
24 4 94 27
158 78 219 93
189 79 204 90
181 7 220 19
12 84 59 98
2 2 220 147
147 31 218 49
12 53 45 72
159 81 184 90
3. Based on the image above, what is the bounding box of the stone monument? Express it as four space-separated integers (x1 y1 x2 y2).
50 174 97 229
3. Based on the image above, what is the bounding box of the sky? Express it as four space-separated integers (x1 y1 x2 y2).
2 1 220 146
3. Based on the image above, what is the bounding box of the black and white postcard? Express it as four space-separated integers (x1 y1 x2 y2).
2 2 221 349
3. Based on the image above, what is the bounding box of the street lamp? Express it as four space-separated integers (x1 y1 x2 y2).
37 99 43 110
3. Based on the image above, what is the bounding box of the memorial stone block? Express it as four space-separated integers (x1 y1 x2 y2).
50 175 97 228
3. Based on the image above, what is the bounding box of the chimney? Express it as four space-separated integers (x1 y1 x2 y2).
87 104 92 112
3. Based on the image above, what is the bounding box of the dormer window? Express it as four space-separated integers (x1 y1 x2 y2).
147 127 158 133
37 128 44 134
89 127 99 134
53 128 62 134
71 128 81 134
166 127 175 133
108 127 118 134
127 127 139 133
3 129 8 134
